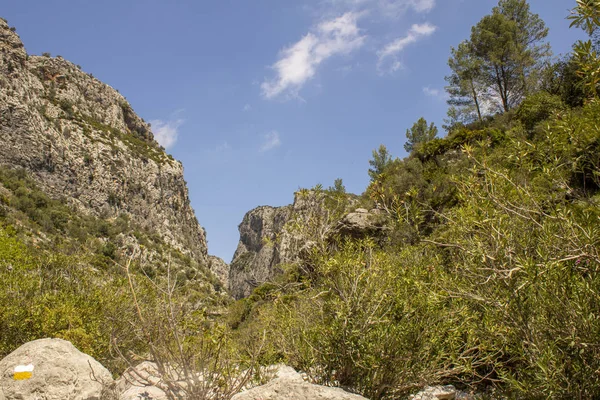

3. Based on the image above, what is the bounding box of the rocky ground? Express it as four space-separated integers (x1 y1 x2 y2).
0 339 477 400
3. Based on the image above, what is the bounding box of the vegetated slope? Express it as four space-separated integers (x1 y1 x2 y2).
0 17 207 263
224 2 600 396
0 17 229 373
229 96 600 399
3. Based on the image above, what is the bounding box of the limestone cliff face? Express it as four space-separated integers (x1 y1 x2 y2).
229 205 292 299
229 191 385 299
0 18 207 263
208 255 229 290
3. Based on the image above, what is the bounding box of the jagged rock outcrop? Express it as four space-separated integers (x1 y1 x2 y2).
229 190 367 299
208 255 229 289
0 338 114 400
336 208 386 239
0 18 207 263
229 205 292 299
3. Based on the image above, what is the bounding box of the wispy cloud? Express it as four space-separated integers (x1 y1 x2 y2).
243 104 252 112
262 12 366 100
423 85 447 100
259 131 282 152
150 118 184 150
377 22 436 73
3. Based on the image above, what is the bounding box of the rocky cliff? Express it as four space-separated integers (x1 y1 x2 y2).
229 205 293 299
229 190 382 299
0 18 207 263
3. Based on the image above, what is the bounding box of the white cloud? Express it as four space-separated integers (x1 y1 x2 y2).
377 22 436 73
243 104 252 112
259 131 282 152
423 85 447 100
150 119 184 150
262 12 366 99
377 0 435 17
391 60 403 72
423 86 440 97
407 0 435 12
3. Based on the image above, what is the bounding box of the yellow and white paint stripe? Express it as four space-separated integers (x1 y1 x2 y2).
13 364 34 380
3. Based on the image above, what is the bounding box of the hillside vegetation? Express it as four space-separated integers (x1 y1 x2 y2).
1 0 600 399
0 167 231 374
226 1 600 398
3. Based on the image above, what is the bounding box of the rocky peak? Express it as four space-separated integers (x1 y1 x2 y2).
0 17 207 264
229 205 292 299
208 255 229 289
229 190 365 299
0 18 26 66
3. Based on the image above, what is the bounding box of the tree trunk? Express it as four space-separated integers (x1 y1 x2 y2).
469 78 483 121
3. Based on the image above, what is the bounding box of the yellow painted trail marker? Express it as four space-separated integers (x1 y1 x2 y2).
13 364 34 380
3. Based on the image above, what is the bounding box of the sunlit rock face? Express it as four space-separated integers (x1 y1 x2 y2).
0 18 208 264
229 205 292 299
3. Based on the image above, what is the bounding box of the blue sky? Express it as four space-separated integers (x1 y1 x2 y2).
3 0 586 262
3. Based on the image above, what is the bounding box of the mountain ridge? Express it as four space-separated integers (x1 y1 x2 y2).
0 17 209 265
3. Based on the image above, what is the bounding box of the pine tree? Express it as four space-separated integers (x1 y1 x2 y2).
446 0 550 116
445 41 486 126
405 118 438 153
470 0 550 112
368 145 393 181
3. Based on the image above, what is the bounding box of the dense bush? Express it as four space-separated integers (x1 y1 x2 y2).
516 91 565 131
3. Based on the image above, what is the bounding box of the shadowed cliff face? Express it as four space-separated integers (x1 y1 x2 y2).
0 18 207 263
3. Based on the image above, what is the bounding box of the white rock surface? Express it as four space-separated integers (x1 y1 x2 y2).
410 385 474 400
232 366 368 400
0 338 114 400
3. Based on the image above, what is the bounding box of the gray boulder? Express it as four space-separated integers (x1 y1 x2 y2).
335 208 386 239
232 366 368 400
0 338 114 400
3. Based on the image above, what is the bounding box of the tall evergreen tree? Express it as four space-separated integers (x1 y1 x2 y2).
446 0 550 116
405 118 438 153
471 0 550 111
445 41 485 126
368 145 393 181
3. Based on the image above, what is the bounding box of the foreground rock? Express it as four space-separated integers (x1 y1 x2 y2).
116 361 170 400
409 385 475 400
0 338 114 400
232 366 367 400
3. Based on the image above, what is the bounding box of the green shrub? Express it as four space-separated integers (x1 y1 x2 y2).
516 91 565 131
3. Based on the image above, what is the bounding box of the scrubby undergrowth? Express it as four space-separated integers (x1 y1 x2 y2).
227 99 600 399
